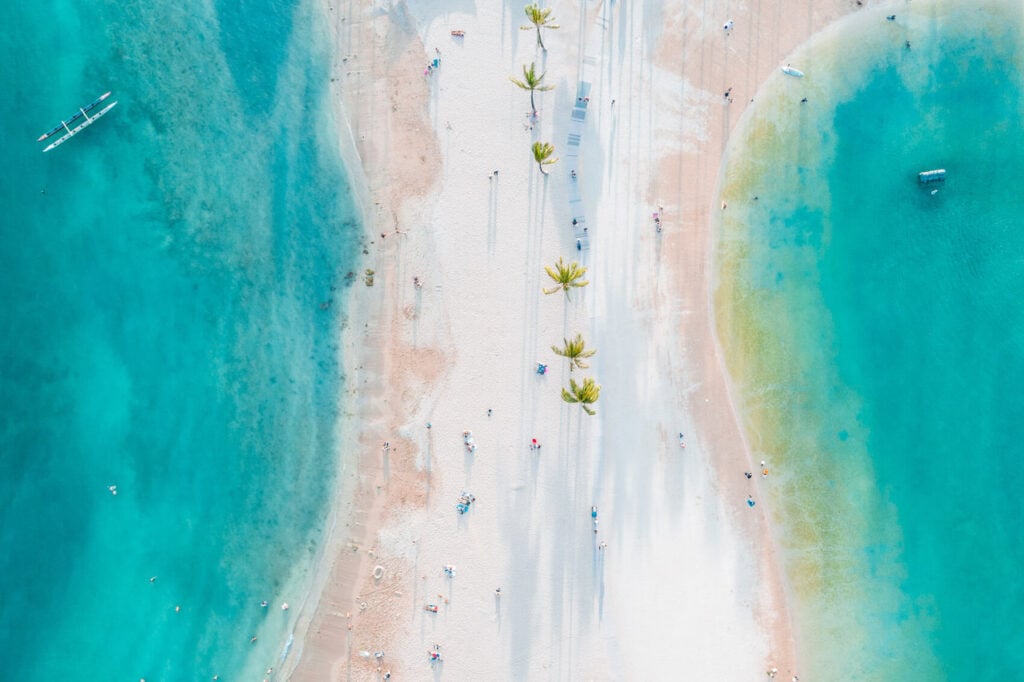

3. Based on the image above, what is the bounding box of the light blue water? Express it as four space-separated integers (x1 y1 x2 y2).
0 1 359 679
716 2 1024 678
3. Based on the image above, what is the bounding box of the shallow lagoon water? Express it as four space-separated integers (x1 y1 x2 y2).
716 1 1024 678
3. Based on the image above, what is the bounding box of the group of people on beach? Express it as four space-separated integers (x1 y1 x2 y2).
455 491 476 514
648 203 666 233
744 460 771 507
424 47 442 76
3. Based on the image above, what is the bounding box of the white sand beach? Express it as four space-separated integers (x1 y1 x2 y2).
287 0 860 679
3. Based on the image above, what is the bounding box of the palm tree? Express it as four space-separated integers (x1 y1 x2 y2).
552 333 597 371
521 3 560 51
561 377 601 415
542 257 588 298
509 62 554 117
531 141 558 175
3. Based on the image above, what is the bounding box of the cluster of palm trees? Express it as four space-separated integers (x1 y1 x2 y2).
510 6 601 416
543 258 601 415
512 4 561 175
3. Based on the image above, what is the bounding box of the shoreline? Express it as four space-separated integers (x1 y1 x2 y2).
284 0 444 678
287 0 863 678
711 2 1023 677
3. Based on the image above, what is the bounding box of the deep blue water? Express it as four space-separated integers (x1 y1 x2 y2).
0 1 359 679
716 2 1024 678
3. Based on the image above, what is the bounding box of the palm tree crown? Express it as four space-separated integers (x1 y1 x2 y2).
521 3 560 50
509 62 555 117
552 333 597 371
542 257 589 298
531 141 558 175
561 376 601 415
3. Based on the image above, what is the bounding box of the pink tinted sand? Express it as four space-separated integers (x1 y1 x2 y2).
285 0 860 679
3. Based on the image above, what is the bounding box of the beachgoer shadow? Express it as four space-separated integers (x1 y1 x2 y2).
423 425 433 505
411 285 423 343
456 510 466 531
487 177 499 255
653 218 664 286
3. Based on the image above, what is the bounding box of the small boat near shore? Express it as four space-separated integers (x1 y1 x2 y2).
38 92 118 152
781 65 805 77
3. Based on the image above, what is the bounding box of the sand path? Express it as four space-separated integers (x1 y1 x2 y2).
286 0 862 679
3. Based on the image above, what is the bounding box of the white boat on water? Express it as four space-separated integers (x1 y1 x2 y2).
918 169 946 184
781 65 805 78
39 93 118 152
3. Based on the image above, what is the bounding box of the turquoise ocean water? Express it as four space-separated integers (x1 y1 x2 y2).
716 1 1023 679
0 1 358 679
